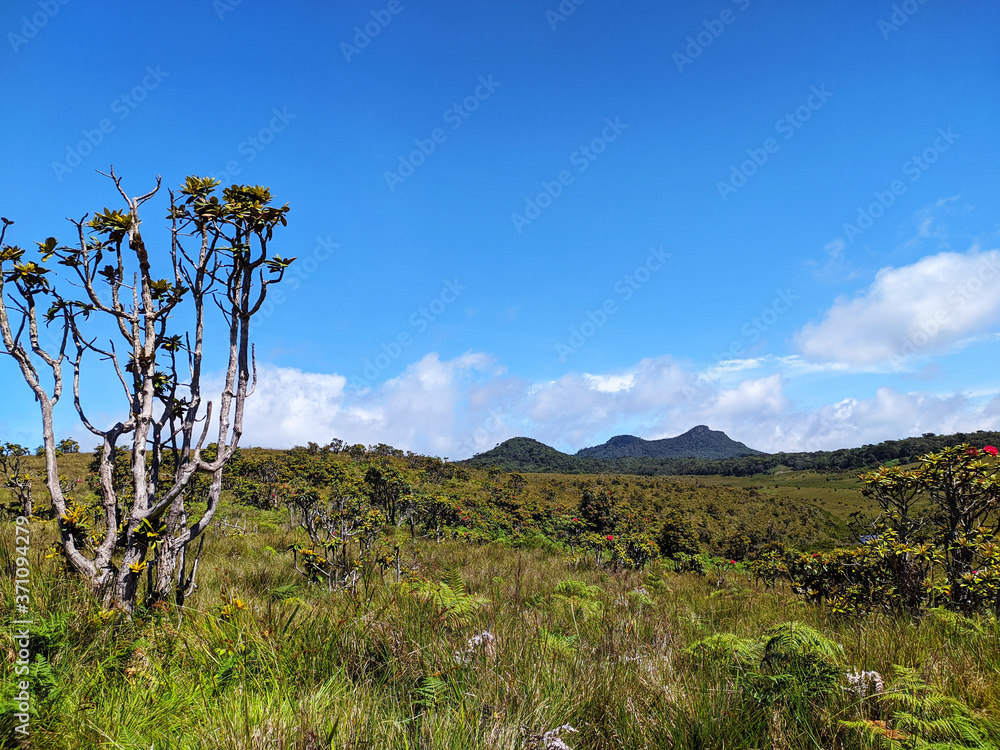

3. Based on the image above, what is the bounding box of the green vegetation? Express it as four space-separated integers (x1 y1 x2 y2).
2 441 998 748
466 429 1000 477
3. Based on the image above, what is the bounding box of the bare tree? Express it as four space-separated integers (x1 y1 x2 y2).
0 171 293 614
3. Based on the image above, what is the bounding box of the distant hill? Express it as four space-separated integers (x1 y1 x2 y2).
462 429 1000 477
576 425 764 460
471 437 583 473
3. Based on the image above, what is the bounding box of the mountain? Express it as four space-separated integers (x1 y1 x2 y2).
469 437 581 473
462 429 1000 477
575 425 764 460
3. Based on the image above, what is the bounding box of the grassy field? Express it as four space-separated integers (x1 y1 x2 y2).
2 454 997 749
3 451 872 553
696 468 872 535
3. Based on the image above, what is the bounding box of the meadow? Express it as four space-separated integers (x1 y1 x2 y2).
1 448 998 749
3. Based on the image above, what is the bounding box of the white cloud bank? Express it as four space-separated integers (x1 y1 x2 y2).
796 247 1000 367
237 353 1000 458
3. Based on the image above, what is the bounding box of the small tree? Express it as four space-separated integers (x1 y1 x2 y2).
0 170 293 614
656 509 700 559
577 486 621 536
853 464 932 613
56 437 80 454
920 445 1000 609
287 467 385 589
857 444 1000 613
0 442 33 517
364 462 411 525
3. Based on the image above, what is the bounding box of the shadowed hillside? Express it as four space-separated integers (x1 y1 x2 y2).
576 425 764 460
464 429 1000 476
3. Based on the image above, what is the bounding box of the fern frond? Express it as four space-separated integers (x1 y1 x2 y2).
412 575 486 627
761 621 844 665
878 667 994 749
685 632 763 670
442 564 466 597
415 675 450 708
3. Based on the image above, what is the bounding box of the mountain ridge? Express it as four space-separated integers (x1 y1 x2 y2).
460 428 1000 477
576 424 764 460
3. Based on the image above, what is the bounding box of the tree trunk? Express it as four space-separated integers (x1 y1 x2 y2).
115 533 150 614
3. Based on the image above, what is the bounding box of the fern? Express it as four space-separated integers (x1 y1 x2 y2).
840 667 994 749
760 621 844 666
441 564 466 597
268 582 300 602
885 667 993 748
753 622 844 704
414 675 450 709
685 632 763 670
552 579 604 618
412 569 486 627
922 607 984 640
539 629 578 658
29 612 71 659
553 579 603 600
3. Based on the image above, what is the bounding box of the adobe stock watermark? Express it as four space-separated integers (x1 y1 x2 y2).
7 0 70 53
341 0 405 63
716 85 832 201
510 117 628 234
251 236 339 330
673 0 752 73
454 408 508 460
878 0 932 40
205 107 296 185
890 252 1000 369
12 515 33 738
684 287 799 400
51 65 169 182
840 127 958 245
555 245 670 362
385 75 501 191
710 288 799 365
350 279 467 388
213 0 243 21
546 0 586 31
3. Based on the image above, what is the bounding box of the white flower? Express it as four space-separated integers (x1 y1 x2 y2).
524 724 577 750
454 630 497 664
846 669 885 698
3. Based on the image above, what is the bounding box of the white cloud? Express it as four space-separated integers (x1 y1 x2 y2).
709 374 788 419
232 352 1000 459
698 356 765 383
796 247 1000 366
239 352 505 456
737 387 1000 454
582 373 635 393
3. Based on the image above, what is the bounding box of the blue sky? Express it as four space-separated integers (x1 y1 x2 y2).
1 0 999 457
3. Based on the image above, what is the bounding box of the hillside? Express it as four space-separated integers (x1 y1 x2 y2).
464 428 1000 476
471 437 583 473
576 425 764 460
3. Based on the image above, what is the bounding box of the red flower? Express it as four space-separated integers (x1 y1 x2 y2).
812 553 819 557
968 447 980 457
606 535 614 541
729 559 736 565
984 446 998 456
572 517 578 522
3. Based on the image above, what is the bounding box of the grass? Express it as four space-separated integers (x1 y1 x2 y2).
2 504 999 749
1 454 995 749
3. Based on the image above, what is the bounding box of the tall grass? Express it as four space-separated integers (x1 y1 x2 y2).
2 512 998 749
